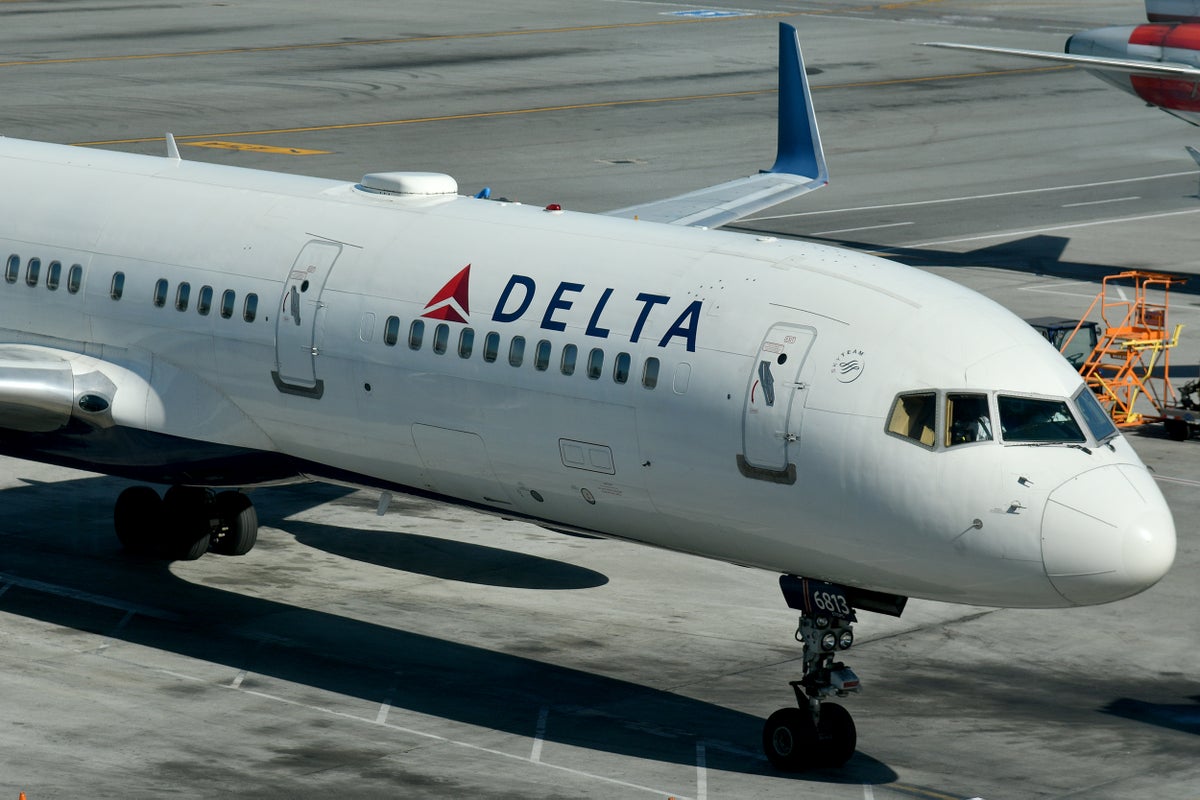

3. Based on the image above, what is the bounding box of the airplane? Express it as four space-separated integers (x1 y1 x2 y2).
926 0 1200 126
0 22 1176 772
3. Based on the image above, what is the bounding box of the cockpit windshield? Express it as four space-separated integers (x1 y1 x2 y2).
1073 387 1119 443
997 395 1086 444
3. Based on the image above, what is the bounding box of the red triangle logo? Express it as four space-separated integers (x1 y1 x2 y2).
421 264 471 323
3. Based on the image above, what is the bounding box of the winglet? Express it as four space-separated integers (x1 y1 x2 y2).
603 22 829 228
768 22 828 184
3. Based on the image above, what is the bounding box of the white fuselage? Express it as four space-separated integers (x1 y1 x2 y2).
0 137 1176 609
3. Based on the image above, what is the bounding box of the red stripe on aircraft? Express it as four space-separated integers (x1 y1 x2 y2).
1129 24 1172 47
1130 22 1200 49
1164 23 1200 49
1131 75 1200 109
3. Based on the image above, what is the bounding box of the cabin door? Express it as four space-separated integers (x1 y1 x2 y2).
742 324 816 472
273 240 341 397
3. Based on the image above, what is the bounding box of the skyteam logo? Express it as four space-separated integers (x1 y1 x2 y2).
421 264 471 323
832 348 865 383
420 265 702 351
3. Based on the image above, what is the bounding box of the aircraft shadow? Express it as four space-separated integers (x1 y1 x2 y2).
734 229 1200 298
289 519 609 590
1102 697 1200 736
0 475 899 785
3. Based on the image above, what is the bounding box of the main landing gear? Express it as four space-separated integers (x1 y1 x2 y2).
114 485 258 560
762 576 907 771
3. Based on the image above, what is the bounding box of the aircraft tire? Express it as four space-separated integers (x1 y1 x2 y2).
212 491 258 556
762 707 817 771
163 485 212 560
815 701 856 767
114 485 162 554
171 531 211 561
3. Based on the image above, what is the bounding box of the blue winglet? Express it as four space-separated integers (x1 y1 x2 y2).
767 22 828 183
603 22 829 227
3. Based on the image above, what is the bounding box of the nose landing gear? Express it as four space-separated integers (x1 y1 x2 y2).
763 576 906 771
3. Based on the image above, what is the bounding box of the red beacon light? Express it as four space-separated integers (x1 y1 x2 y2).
544 203 563 213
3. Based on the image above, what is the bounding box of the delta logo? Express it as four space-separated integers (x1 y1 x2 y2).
421 264 702 351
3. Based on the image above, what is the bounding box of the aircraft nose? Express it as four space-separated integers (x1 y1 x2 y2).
1041 464 1175 605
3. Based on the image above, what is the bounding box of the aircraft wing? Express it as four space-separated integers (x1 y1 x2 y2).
604 22 828 229
923 41 1200 80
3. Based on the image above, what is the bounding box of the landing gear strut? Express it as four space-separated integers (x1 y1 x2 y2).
113 485 258 560
762 576 906 771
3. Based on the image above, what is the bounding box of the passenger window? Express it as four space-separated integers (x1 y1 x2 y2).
197 285 213 315
220 289 235 318
946 393 993 446
243 293 258 322
998 395 1085 443
67 264 83 294
561 343 578 376
587 348 604 380
46 261 62 291
459 327 474 358
408 319 425 350
483 331 500 363
4 255 18 284
613 352 631 384
887 392 937 447
534 340 551 371
176 281 191 311
26 257 41 287
432 323 449 354
153 278 168 308
383 316 400 346
110 272 125 301
509 336 526 367
642 357 660 389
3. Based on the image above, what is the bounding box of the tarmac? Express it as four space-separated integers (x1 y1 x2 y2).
1 1 1198 798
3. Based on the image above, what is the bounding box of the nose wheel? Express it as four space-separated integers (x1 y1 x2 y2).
763 576 905 771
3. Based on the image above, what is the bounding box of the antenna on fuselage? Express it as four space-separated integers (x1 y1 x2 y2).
165 132 181 163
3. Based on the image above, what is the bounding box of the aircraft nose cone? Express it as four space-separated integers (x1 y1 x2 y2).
1042 464 1175 605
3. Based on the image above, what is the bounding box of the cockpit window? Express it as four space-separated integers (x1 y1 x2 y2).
946 393 993 446
1074 387 1118 443
887 392 937 447
998 395 1086 443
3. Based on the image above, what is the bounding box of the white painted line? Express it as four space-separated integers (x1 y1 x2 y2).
530 705 549 762
696 742 708 800
889 207 1200 251
0 572 181 621
745 170 1198 221
1018 281 1098 299
1061 196 1140 208
222 683 690 798
863 784 876 800
810 221 913 236
1154 473 1200 488
376 679 398 725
